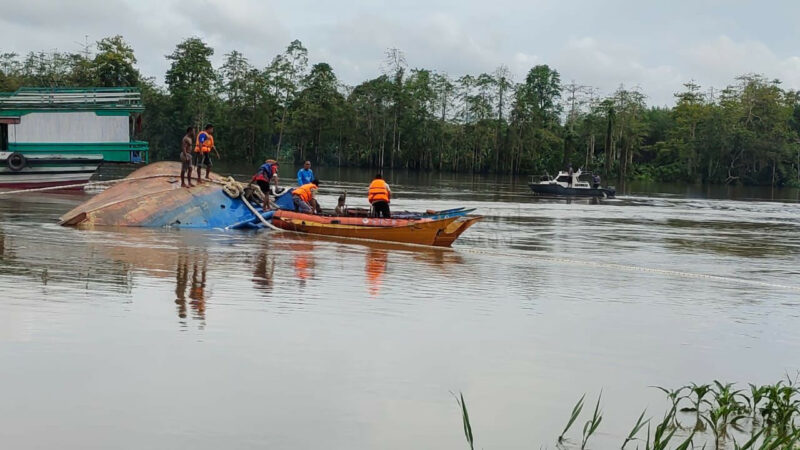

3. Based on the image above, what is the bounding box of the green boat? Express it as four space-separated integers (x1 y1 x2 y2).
0 87 148 165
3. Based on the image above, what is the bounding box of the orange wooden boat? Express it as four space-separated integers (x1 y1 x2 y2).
432 216 483 247
271 210 468 247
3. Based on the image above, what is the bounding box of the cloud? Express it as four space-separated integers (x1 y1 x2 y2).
684 35 800 90
314 12 512 85
2 0 800 107
553 36 684 106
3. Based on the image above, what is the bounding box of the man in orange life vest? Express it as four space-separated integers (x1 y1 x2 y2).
194 124 220 182
368 173 391 218
292 179 322 214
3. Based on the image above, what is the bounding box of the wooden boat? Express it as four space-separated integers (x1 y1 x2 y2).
271 210 469 247
59 161 272 229
0 151 103 189
432 216 483 247
338 206 475 220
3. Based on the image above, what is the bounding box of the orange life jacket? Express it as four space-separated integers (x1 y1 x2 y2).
293 183 317 203
368 179 390 203
194 131 214 153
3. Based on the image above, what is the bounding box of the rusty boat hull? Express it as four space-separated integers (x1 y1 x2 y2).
59 162 271 229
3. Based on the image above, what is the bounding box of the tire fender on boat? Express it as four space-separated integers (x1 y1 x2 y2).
6 152 26 172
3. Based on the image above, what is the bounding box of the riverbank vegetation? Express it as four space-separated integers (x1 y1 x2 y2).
2 36 800 186
456 376 800 449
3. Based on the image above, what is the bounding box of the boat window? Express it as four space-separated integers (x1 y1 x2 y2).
0 124 7 151
556 176 570 182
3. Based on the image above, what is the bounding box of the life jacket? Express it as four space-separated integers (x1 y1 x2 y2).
368 179 390 204
252 162 277 182
293 183 317 203
194 131 214 153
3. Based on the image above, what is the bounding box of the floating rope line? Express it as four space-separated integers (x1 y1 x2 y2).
0 174 182 196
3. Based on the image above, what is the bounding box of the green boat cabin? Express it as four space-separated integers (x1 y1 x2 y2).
0 87 148 163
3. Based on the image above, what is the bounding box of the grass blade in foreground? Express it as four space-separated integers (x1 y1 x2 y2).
454 392 474 450
621 409 649 449
558 393 585 445
581 392 603 449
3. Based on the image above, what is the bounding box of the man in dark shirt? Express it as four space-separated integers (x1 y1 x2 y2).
180 127 195 187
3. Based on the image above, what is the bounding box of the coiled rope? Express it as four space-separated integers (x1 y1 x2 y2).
219 176 284 232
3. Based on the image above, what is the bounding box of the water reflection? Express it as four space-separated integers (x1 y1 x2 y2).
365 248 388 296
174 250 209 326
0 228 7 260
188 254 208 324
531 196 606 205
252 244 276 295
292 242 315 288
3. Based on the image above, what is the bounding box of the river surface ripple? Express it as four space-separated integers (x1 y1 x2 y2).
1 169 799 449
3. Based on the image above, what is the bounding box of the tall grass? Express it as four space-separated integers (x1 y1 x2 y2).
455 375 800 449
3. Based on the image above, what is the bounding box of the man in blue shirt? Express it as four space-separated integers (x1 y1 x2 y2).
297 160 314 186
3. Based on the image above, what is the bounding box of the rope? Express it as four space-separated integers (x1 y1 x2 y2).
219 176 285 232
240 195 284 232
0 174 181 196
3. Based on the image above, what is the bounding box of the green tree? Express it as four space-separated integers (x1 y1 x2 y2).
267 40 308 159
165 37 217 128
92 35 139 87
290 63 345 164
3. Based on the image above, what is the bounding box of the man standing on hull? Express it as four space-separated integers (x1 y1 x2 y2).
180 126 195 188
194 124 220 182
368 173 391 218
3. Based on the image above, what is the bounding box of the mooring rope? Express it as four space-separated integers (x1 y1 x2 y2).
0 174 182 196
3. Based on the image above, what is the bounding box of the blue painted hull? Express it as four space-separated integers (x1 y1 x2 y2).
59 162 275 229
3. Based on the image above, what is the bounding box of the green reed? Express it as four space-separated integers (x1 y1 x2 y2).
454 391 474 450
455 375 800 449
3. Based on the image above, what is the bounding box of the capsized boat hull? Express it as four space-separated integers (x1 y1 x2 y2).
59 161 271 229
272 210 462 247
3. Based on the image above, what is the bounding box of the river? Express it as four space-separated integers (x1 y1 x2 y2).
1 164 799 449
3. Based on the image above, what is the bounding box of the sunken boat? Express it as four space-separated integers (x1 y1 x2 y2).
59 162 274 229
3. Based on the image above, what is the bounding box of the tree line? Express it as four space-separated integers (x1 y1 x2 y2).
2 35 800 186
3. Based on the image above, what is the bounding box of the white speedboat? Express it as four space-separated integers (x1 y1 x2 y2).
529 169 615 198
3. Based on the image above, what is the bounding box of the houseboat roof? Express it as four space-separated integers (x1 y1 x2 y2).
0 87 144 116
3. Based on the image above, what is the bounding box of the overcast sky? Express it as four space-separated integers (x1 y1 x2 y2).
3 0 800 106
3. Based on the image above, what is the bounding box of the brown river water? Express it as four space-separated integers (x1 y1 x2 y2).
1 164 799 449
